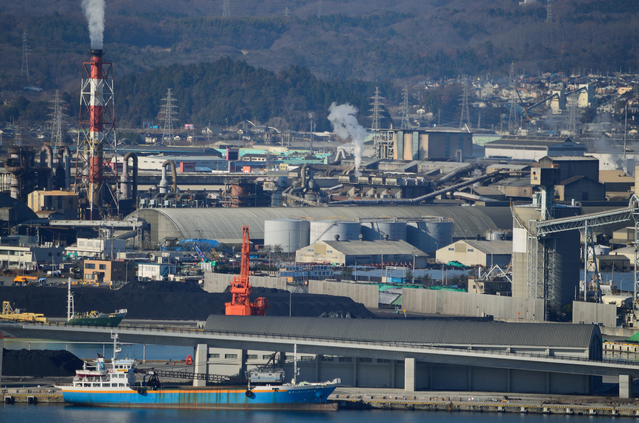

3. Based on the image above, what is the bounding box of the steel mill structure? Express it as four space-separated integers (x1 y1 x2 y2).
75 49 118 220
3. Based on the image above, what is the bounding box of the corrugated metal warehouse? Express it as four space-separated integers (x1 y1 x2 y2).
128 206 513 244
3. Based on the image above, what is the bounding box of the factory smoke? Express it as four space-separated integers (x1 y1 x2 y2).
328 102 368 174
81 0 106 49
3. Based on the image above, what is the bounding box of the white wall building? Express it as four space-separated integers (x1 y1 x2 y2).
137 262 177 281
65 238 127 260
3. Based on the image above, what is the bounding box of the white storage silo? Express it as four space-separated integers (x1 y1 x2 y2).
361 220 407 241
264 219 310 253
310 220 361 244
406 217 454 253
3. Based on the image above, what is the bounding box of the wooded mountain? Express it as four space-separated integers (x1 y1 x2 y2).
0 0 637 127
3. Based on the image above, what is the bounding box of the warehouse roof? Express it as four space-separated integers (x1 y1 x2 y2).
486 136 574 146
129 205 514 243
204 315 601 349
462 239 512 255
320 240 426 256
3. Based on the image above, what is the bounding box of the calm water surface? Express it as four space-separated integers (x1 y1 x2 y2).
0 405 630 423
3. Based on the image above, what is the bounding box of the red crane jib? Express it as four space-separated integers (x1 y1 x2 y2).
225 226 268 316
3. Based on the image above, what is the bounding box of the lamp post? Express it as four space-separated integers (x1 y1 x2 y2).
412 247 416 284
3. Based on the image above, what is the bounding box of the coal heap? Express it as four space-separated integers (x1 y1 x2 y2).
2 349 83 377
0 281 376 320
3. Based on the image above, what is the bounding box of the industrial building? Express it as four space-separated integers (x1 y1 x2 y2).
295 239 427 267
484 136 587 161
392 129 473 161
129 206 497 246
435 239 512 268
83 259 135 285
201 316 604 394
27 190 78 220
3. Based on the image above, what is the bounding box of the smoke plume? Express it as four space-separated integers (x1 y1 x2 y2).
82 0 106 49
328 102 368 173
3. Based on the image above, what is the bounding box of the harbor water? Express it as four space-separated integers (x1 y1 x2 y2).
0 405 632 423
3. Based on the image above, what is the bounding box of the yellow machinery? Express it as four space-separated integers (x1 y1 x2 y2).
1 301 47 323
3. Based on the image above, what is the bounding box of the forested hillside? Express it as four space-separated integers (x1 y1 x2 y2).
0 0 637 128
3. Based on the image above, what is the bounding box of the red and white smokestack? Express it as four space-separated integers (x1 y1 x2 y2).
88 49 104 186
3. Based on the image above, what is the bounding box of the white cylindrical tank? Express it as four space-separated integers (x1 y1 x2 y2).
361 220 407 241
407 217 454 253
264 219 310 253
310 220 361 244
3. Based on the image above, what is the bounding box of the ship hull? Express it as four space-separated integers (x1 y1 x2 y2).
64 313 125 327
59 384 338 410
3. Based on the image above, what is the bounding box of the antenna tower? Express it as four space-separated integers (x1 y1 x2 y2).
508 63 518 133
400 85 410 130
459 76 471 129
21 31 30 79
160 88 178 145
49 90 65 147
223 0 231 17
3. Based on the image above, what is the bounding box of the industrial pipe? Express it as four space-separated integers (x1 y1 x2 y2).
161 160 178 193
120 152 138 201
452 191 499 203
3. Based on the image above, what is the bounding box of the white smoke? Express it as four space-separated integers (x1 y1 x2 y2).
82 0 106 49
328 102 368 174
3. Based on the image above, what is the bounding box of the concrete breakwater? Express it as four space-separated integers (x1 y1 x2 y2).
331 391 639 417
2 387 63 404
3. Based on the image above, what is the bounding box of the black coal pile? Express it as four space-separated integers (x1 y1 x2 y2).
2 349 83 377
0 281 376 320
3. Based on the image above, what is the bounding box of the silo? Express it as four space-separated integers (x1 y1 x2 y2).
361 220 407 241
406 217 454 253
310 220 361 244
264 219 310 253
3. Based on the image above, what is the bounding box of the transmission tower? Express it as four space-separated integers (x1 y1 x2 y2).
49 90 65 148
317 0 323 18
508 63 518 133
459 76 471 129
370 87 384 132
546 0 553 23
284 6 289 17
160 89 178 145
569 102 577 136
223 0 231 17
21 30 30 79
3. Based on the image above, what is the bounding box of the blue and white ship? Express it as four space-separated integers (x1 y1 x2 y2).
56 334 340 410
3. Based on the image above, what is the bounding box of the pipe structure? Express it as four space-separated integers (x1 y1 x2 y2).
328 171 506 206
120 152 138 201
161 160 177 193
452 191 499 203
40 145 53 190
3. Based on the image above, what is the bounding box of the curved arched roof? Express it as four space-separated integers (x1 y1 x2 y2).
129 205 513 243
204 315 601 349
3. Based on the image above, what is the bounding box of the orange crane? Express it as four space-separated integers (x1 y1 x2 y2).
225 226 268 316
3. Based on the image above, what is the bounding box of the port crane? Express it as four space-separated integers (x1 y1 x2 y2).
225 226 268 316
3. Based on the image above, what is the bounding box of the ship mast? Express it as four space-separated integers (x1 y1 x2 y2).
67 277 74 321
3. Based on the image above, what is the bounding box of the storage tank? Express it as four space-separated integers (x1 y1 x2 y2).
264 219 310 253
406 217 454 253
361 220 407 241
310 220 361 244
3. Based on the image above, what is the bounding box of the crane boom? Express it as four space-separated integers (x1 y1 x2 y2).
224 226 268 316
